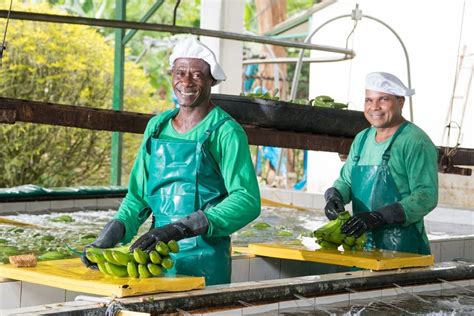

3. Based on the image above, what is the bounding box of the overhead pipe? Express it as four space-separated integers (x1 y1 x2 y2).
0 10 355 55
290 9 414 121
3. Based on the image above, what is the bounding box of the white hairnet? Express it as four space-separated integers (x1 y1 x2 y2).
169 37 226 86
365 72 415 97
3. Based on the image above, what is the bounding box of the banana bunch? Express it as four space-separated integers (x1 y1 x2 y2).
85 240 179 278
311 95 348 109
313 211 366 251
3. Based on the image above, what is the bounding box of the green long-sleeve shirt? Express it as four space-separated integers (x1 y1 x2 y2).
333 122 439 226
115 106 261 244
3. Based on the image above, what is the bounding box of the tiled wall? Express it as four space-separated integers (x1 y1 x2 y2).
0 198 122 215
197 279 474 315
1 189 473 312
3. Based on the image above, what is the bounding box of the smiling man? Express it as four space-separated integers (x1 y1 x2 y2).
81 37 260 285
322 72 438 255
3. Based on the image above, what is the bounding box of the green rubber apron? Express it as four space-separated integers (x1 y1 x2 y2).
351 122 430 255
145 109 231 285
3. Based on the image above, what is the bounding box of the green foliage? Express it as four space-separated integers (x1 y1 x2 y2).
49 0 201 98
0 3 155 187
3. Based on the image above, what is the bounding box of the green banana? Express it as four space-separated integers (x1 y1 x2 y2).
313 95 348 109
85 250 106 264
133 248 149 264
313 220 340 239
167 240 179 253
342 243 352 251
97 262 111 276
38 251 69 261
149 250 162 264
147 263 163 276
112 250 132 266
343 236 355 247
315 95 334 104
105 262 128 277
354 234 367 250
127 261 139 278
103 249 122 266
161 257 174 269
155 241 170 256
138 264 151 278
332 102 348 109
319 240 339 250
314 211 354 250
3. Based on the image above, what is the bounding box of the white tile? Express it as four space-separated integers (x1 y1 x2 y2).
381 285 413 297
25 201 51 213
20 282 66 307
278 297 314 309
249 257 280 281
292 191 313 208
242 303 279 315
349 289 382 302
73 199 97 209
231 258 250 283
50 200 75 211
65 290 99 301
311 194 325 210
203 308 242 315
96 198 122 209
464 239 474 261
316 293 349 305
271 189 293 204
0 281 21 309
412 283 442 294
441 279 471 292
440 240 465 261
429 242 441 262
0 202 26 214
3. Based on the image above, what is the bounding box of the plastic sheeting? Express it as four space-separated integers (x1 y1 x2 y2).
0 258 204 297
246 243 434 270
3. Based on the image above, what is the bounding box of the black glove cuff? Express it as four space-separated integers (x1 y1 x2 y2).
94 219 125 248
324 187 343 203
177 210 209 236
376 203 406 225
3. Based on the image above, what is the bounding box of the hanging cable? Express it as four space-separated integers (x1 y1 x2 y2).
0 0 13 67
172 0 181 27
442 0 466 155
345 3 361 103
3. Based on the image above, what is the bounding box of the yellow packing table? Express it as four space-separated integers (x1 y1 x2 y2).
246 243 434 270
0 258 205 297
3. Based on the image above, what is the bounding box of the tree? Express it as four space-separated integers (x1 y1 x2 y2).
0 3 155 187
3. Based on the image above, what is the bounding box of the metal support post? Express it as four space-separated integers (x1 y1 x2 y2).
110 0 126 186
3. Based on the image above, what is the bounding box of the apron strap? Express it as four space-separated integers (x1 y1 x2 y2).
146 109 179 154
194 116 231 210
152 109 180 137
353 128 371 165
381 121 410 165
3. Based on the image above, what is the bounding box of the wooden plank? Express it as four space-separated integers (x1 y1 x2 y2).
247 243 434 270
0 258 204 298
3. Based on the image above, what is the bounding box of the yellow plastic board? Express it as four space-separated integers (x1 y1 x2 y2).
0 258 205 297
247 243 434 270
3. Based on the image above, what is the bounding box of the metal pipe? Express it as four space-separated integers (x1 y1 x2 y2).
289 13 414 122
243 56 351 64
0 10 355 55
290 14 352 101
364 15 414 122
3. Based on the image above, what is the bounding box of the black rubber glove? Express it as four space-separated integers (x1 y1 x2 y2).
324 187 345 220
130 210 209 252
81 219 125 269
341 203 406 238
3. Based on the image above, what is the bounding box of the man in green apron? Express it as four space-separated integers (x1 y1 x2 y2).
323 72 438 255
81 37 261 285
